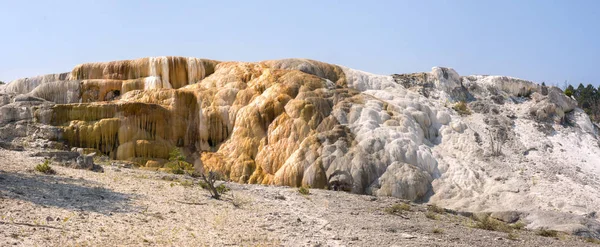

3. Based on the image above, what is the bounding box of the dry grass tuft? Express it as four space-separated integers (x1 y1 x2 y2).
425 211 439 220
536 228 558 238
385 203 411 215
471 215 512 233
298 186 310 195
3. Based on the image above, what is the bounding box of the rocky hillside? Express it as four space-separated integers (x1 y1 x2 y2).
1 57 599 237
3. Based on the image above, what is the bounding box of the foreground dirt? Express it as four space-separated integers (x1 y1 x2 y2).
0 149 597 247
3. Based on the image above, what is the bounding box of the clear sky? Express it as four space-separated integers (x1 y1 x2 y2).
1 0 599 86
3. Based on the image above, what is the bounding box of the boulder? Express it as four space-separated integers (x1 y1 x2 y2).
75 153 95 170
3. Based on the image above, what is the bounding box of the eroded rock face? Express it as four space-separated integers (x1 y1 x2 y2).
2 57 599 213
5 72 70 95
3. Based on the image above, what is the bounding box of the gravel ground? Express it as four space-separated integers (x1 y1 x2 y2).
0 149 597 247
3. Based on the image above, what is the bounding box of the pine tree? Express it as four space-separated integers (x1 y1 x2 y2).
575 83 586 99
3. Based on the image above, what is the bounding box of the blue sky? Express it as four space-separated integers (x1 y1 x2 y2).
1 0 599 86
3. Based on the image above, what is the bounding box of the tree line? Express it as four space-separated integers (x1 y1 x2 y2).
564 83 600 122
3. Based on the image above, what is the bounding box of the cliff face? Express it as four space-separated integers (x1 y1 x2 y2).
2 57 599 215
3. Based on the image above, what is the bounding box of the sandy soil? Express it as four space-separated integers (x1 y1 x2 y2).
0 149 597 247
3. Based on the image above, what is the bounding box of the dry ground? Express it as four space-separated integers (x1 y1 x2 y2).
0 149 598 247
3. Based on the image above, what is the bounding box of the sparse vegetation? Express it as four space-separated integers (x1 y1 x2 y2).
0 80 5 85
216 184 230 194
432 228 444 234
385 203 411 215
536 228 558 237
585 237 600 244
35 159 55 174
298 186 310 195
471 215 511 233
164 148 193 174
510 221 526 230
507 232 519 240
427 204 445 214
201 171 223 200
179 179 194 187
198 180 209 189
425 211 439 220
452 101 471 115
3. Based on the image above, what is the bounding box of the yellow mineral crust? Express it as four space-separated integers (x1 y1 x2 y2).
27 57 442 200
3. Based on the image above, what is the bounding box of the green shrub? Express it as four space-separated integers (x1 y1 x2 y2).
507 232 519 241
298 186 310 195
164 148 193 174
510 221 526 230
565 88 574 97
385 203 411 215
35 159 55 174
452 101 471 115
216 184 230 194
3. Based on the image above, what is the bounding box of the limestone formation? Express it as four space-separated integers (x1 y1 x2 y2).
1 56 599 217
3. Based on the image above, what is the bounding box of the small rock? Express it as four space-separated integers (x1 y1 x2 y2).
46 216 54 222
495 237 503 241
75 154 94 170
350 237 359 241
399 233 416 239
98 156 109 162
